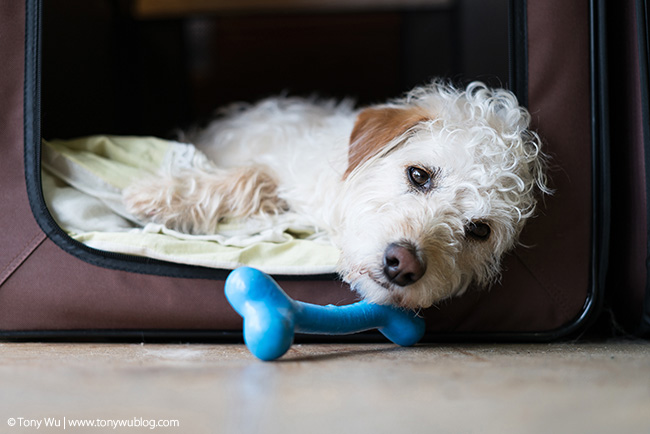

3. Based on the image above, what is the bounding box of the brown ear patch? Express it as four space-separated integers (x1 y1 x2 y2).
344 106 430 179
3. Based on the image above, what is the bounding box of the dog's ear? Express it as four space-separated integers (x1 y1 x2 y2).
344 106 429 179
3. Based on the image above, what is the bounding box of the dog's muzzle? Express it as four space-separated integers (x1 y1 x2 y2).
383 242 427 287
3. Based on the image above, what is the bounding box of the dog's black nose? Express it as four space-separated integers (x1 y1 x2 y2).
383 242 426 287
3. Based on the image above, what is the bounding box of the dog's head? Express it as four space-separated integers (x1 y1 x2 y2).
334 81 549 309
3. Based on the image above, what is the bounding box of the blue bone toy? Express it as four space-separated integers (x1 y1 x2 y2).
225 267 426 361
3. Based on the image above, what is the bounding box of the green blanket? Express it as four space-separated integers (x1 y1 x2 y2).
41 135 339 275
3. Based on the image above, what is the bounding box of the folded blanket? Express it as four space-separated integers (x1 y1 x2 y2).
41 135 339 275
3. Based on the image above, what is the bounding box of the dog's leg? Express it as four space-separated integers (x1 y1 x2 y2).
123 165 287 234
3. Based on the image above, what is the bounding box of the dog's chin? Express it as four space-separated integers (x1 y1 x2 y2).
350 274 428 310
346 263 474 310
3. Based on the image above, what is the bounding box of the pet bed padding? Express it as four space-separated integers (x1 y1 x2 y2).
41 135 340 275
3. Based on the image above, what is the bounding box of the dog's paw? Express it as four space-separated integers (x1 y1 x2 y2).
123 174 211 234
122 165 288 235
122 176 186 229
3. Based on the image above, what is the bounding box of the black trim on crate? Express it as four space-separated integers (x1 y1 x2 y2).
508 0 528 106
586 0 611 333
637 0 650 336
0 328 395 344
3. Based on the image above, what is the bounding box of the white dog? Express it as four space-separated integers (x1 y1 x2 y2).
123 80 549 309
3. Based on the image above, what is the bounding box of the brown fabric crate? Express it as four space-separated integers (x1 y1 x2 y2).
0 0 607 339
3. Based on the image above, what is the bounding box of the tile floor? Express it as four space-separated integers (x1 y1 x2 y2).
0 340 648 434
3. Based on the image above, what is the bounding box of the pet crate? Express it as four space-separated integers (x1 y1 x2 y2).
0 0 627 341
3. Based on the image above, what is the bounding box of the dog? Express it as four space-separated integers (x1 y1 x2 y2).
123 80 549 309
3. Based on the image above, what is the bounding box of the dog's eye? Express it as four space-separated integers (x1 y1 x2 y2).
466 222 491 241
407 166 431 189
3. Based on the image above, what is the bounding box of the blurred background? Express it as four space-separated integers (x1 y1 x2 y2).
41 0 509 139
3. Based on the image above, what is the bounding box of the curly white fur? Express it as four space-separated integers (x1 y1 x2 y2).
124 80 549 309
